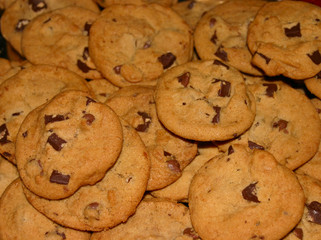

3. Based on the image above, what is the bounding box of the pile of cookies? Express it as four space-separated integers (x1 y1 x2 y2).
1 0 321 239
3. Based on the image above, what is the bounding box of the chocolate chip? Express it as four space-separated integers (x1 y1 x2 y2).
167 159 181 173
50 170 70 185
22 131 28 138
210 31 218 44
272 119 288 132
212 106 221 124
158 52 176 69
183 227 200 239
15 19 30 32
293 228 303 240
214 46 228 62
284 23 301 38
47 133 66 151
143 41 151 49
213 79 231 97
256 52 271 64
248 141 265 150
82 113 95 125
263 83 277 97
84 22 92 35
28 0 47 12
242 182 260 203
0 124 11 145
178 72 190 87
113 65 122 74
307 50 321 65
77 60 93 73
307 201 321 224
209 18 216 28
44 115 67 125
135 111 152 132
12 111 22 116
86 97 96 106
213 59 229 69
187 0 195 9
228 145 234 155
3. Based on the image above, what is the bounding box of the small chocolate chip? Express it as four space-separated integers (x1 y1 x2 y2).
135 111 152 132
256 52 271 64
113 65 122 74
242 182 260 203
86 97 96 106
47 133 66 151
82 113 95 125
84 22 92 35
143 41 151 49
284 23 301 38
214 46 228 62
50 170 70 185
210 31 218 44
187 0 195 9
158 52 176 69
293 228 303 240
263 83 277 97
0 124 11 145
307 50 321 65
213 59 229 69
167 159 181 173
307 201 321 224
77 60 93 73
212 106 221 124
272 119 288 132
44 115 67 125
12 111 22 116
28 0 47 12
228 145 234 155
164 151 172 157
178 72 190 87
15 19 30 32
22 131 28 138
209 18 216 28
248 141 265 150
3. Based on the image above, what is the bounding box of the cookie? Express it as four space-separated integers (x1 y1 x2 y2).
21 6 102 79
284 173 321 240
87 78 120 103
155 60 256 141
105 85 198 191
23 119 150 231
217 80 321 170
0 64 93 164
0 179 91 240
194 0 266 75
150 141 220 202
0 0 100 55
90 197 199 240
94 0 178 8
0 155 18 197
189 144 305 240
89 3 193 87
16 90 123 200
247 0 321 79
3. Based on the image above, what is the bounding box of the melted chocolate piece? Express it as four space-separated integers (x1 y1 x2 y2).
15 19 30 32
158 52 176 69
263 83 277 97
212 106 221 124
135 111 152 132
293 228 303 240
50 170 70 185
284 23 301 38
82 113 95 125
256 52 271 64
28 0 47 12
213 59 229 69
214 46 228 62
272 119 288 132
178 72 190 87
248 141 265 150
167 159 181 173
113 65 122 74
242 182 260 203
213 79 231 97
44 114 67 125
228 145 234 155
210 31 218 44
183 227 200 239
77 60 93 73
307 201 321 224
209 18 216 28
86 97 96 106
0 124 11 145
308 50 321 65
47 133 66 151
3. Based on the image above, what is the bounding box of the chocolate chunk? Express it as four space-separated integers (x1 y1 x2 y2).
307 201 321 224
164 151 172 157
84 22 92 35
44 114 67 124
22 131 28 138
263 83 277 97
183 227 200 239
82 47 89 61
248 141 265 150
256 52 271 64
113 65 122 74
15 19 30 32
213 79 231 97
47 133 66 151
86 97 96 106
167 159 181 173
50 170 70 185
210 31 218 44
158 52 176 69
135 111 152 132
307 50 321 65
82 113 95 125
228 145 234 155
242 182 260 203
0 124 11 145
12 111 22 116
209 18 216 28
284 23 301 38
213 59 229 69
212 106 221 124
214 46 228 62
178 72 190 87
28 0 47 12
293 228 303 240
84 202 100 220
77 60 93 73
272 119 288 132
187 0 195 9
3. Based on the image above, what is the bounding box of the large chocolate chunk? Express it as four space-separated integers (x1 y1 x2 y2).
212 106 221 124
178 72 190 87
242 182 260 203
308 50 321 65
44 114 67 125
293 228 303 240
15 19 30 32
47 133 66 151
213 79 231 97
50 170 70 185
263 83 277 97
248 141 265 150
135 111 152 132
307 201 321 224
28 0 47 12
158 52 176 69
0 124 11 145
214 46 228 62
284 23 301 38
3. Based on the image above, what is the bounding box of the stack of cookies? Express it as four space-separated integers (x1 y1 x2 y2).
1 0 321 239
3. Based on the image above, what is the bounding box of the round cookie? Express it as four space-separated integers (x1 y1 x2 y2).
89 3 193 87
94 0 177 8
0 64 93 164
23 119 150 231
105 85 198 191
194 0 266 75
90 198 199 240
151 142 220 202
0 0 100 55
155 60 256 141
189 144 305 240
247 0 321 79
21 6 102 79
87 78 120 103
284 173 321 240
16 90 123 200
0 156 18 197
216 80 321 170
0 179 91 240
